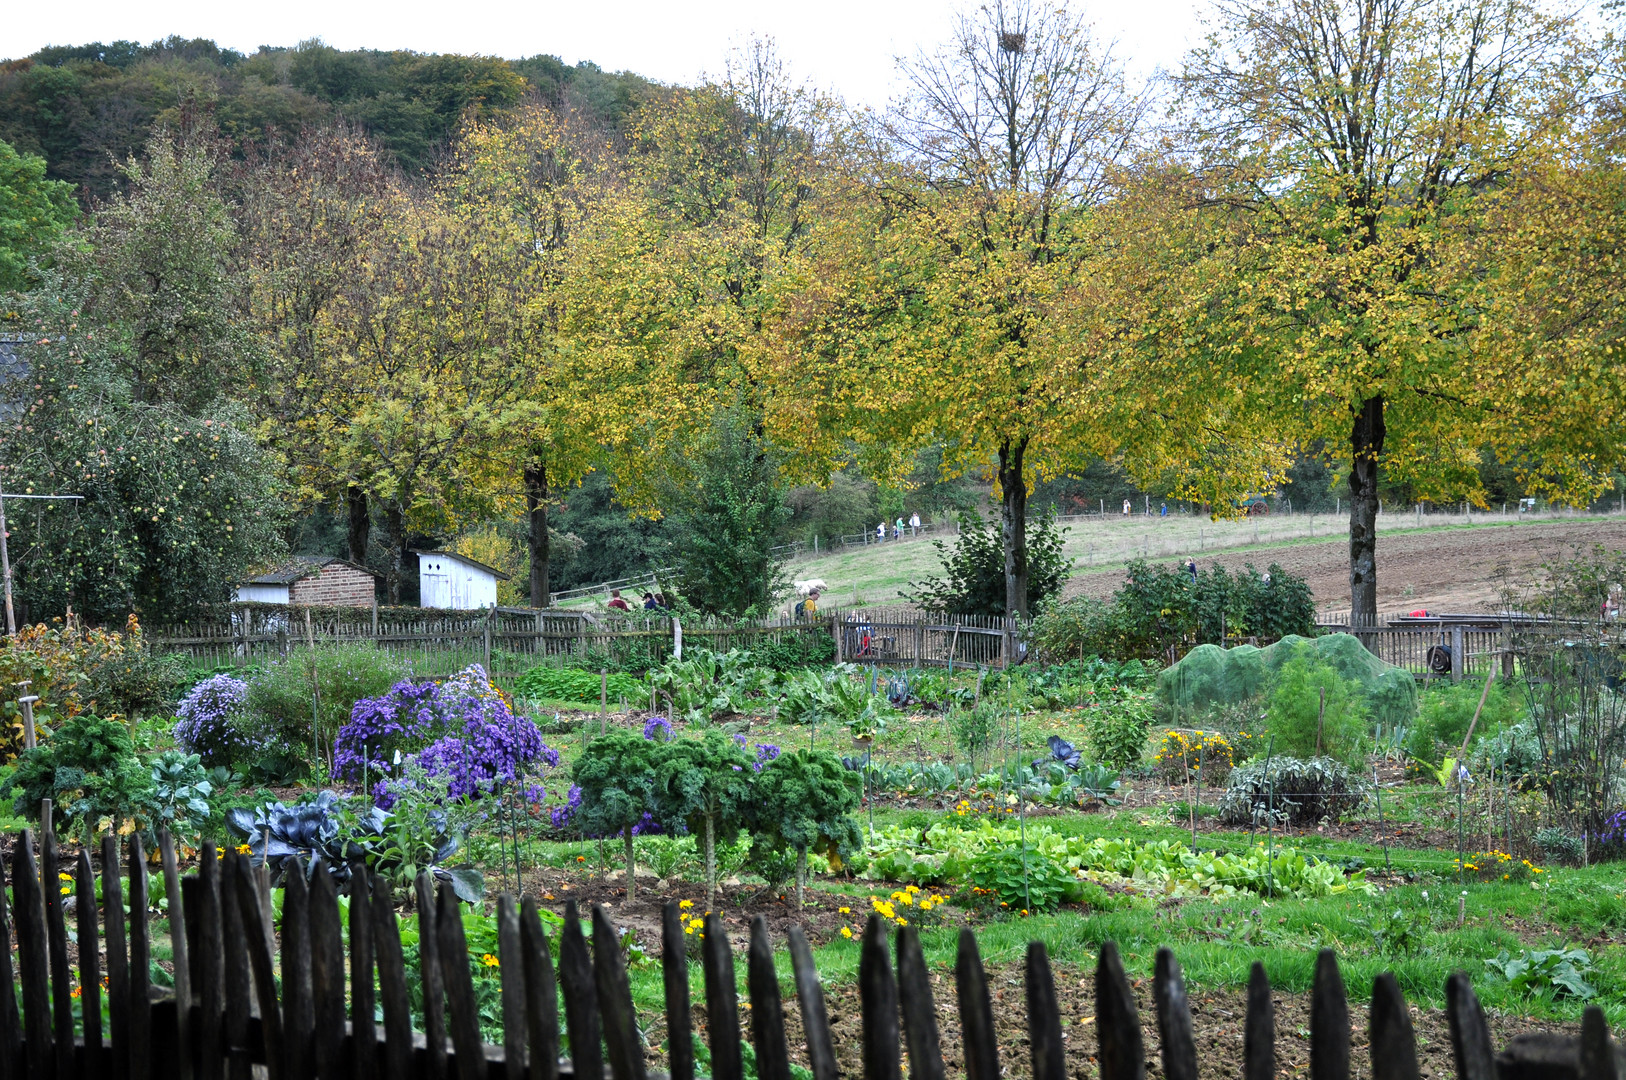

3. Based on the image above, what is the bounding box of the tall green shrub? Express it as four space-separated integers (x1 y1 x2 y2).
750 749 861 908
652 731 755 912
904 511 1069 617
572 730 664 901
660 408 790 617
244 644 404 763
1265 655 1367 765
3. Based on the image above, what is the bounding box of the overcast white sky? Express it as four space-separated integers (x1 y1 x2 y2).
0 0 1207 106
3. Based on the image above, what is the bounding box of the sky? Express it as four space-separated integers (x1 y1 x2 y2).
0 0 1208 106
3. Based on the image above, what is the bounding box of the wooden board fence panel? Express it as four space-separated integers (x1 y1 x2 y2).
0 821 1613 1080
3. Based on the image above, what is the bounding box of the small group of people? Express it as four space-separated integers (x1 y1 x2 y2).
876 512 923 541
607 588 669 612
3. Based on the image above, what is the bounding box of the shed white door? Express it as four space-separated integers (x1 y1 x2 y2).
422 572 448 608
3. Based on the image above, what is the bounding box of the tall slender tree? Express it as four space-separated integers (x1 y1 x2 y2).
766 1 1148 619
1180 0 1595 623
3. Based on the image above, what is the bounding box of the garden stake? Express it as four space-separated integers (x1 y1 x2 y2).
1457 770 1466 882
1506 772 1515 856
306 609 322 769
1315 687 1324 756
1373 765 1390 873
1192 746 1201 850
1263 736 1276 897
1011 697 1032 915
600 671 607 736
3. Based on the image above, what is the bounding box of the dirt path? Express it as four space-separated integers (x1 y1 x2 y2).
1061 520 1626 612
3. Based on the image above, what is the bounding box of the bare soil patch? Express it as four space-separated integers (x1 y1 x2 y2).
1061 520 1626 612
652 956 1578 1080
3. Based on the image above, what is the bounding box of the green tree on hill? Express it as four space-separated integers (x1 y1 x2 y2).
0 139 77 292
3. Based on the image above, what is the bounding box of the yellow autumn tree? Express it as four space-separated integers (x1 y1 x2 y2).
764 1 1186 619
1178 0 1600 624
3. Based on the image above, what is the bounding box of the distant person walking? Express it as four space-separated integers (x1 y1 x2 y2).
909 512 921 535
1185 560 1198 583
894 516 905 539
877 522 886 542
1122 499 1131 517
1160 503 1168 517
607 589 630 612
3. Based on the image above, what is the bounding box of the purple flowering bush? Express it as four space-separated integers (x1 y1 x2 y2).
174 674 257 767
336 665 556 806
333 679 447 781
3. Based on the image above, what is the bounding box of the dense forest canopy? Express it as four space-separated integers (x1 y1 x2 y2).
1 0 1623 626
0 37 651 197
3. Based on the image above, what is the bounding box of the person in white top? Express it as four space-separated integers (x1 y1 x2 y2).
876 522 886 542
909 512 921 535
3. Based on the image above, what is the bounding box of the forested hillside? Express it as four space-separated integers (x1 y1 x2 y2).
0 37 650 198
2 3 1623 628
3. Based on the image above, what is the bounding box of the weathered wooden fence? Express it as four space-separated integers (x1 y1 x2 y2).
144 605 1028 677
1315 613 1531 682
0 826 1611 1080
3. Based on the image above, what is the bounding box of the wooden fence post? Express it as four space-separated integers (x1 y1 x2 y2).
1451 625 1464 684
484 609 493 673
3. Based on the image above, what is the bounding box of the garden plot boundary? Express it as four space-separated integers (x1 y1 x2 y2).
143 604 1550 682
143 604 1019 678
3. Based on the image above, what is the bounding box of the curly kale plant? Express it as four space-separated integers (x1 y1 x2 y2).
653 730 756 912
11 712 152 840
750 749 861 908
572 730 665 900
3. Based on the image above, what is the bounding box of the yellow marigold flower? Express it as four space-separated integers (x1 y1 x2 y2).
840 927 853 939
839 907 850 914
481 954 500 968
236 844 252 855
679 899 693 909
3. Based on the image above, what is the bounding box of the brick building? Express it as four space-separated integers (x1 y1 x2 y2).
236 557 379 607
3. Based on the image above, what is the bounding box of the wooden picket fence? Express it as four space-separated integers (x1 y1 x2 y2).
143 604 1024 677
0 822 1612 1080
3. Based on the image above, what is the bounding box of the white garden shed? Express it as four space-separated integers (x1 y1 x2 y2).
415 550 509 610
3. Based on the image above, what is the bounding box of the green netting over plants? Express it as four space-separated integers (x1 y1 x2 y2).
1159 633 1416 727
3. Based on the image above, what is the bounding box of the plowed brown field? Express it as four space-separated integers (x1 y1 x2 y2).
1061 519 1626 612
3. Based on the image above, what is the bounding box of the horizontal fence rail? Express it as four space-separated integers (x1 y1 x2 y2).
0 819 1610 1080
144 605 1031 677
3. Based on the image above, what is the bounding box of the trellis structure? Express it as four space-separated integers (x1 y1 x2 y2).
0 827 1613 1080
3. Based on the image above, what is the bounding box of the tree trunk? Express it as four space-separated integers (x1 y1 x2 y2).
625 825 636 903
345 485 370 567
1349 395 1386 635
525 461 550 608
999 438 1031 619
384 503 405 605
704 815 716 914
796 845 807 910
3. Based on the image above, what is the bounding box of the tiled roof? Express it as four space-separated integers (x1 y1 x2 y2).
414 549 511 581
241 555 379 585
